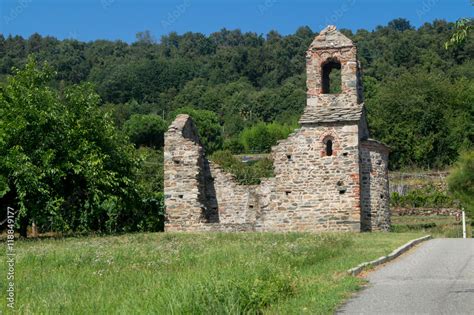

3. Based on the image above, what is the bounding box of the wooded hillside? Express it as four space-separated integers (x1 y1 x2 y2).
1 18 473 169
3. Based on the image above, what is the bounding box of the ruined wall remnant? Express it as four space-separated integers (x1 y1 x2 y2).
164 114 259 231
164 25 391 232
360 140 391 231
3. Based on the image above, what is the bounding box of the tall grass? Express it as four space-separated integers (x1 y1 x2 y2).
0 232 423 314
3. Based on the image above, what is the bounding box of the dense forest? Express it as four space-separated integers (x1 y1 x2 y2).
1 18 473 167
1 18 473 234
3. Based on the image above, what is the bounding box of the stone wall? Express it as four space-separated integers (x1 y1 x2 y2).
255 123 362 232
393 208 460 217
360 140 391 231
164 114 207 231
164 114 260 231
206 162 259 227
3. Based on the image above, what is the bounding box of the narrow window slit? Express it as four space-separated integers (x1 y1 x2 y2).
326 140 333 156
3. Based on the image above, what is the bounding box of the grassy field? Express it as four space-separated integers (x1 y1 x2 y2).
0 232 425 314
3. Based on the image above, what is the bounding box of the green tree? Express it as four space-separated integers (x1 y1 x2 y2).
172 107 223 153
123 114 167 148
239 122 294 153
0 58 141 236
445 1 473 49
448 150 474 218
367 69 473 169
135 147 165 231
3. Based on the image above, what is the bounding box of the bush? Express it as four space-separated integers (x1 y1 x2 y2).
134 147 165 231
448 150 474 218
390 184 455 208
210 150 274 185
223 138 244 154
137 193 165 232
123 114 167 148
239 122 295 153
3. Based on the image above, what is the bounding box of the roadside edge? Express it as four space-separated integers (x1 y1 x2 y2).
347 235 432 276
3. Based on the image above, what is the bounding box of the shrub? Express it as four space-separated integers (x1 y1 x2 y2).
239 122 295 153
390 184 455 208
223 138 244 154
448 150 474 218
210 150 274 185
123 114 167 148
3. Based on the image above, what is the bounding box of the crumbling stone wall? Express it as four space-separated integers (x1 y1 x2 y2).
164 114 259 231
164 25 391 233
360 140 390 231
206 162 259 228
164 115 208 231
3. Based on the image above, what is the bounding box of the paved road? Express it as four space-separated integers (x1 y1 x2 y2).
338 239 474 314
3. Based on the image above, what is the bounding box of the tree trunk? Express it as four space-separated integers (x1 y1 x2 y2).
19 216 28 238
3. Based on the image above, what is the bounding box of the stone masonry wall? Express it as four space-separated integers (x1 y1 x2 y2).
164 114 207 231
256 123 361 232
164 114 259 231
360 140 391 231
206 162 258 227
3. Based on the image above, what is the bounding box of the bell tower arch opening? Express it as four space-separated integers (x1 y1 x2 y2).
321 58 341 94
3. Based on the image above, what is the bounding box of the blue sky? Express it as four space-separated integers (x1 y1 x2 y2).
0 0 470 42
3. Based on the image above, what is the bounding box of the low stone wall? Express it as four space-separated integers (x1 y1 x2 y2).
393 207 460 217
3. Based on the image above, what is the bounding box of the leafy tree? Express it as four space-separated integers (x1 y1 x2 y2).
446 18 473 49
448 150 474 218
388 18 413 32
135 147 165 231
0 58 141 235
123 114 167 148
367 69 473 169
172 107 223 153
445 1 473 49
135 30 156 45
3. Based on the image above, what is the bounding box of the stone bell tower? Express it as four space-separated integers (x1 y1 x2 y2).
300 25 365 132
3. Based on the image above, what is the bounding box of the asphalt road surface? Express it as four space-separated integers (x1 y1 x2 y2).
338 238 474 314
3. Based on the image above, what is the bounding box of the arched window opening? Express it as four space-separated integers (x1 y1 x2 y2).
321 59 341 94
325 139 333 156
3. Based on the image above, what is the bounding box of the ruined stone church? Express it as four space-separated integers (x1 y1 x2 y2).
164 26 391 232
